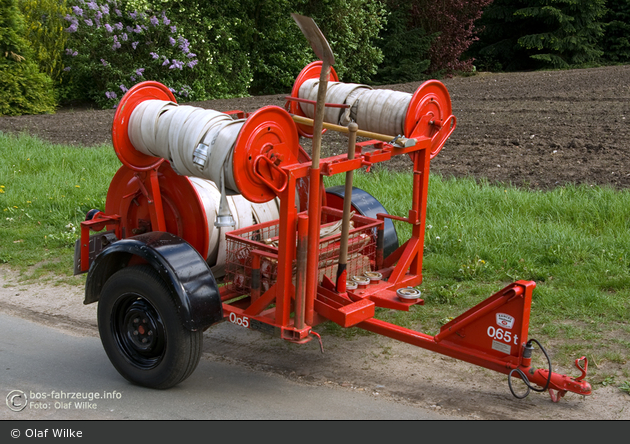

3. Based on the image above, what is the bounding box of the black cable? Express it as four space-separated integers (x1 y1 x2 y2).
508 338 553 399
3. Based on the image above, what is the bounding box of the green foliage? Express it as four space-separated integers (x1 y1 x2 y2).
601 0 630 63
18 0 70 87
61 0 209 108
470 0 607 71
0 0 56 116
371 0 434 84
60 0 387 105
301 0 387 84
155 0 386 95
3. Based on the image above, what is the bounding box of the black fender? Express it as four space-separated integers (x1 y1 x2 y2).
84 231 223 331
325 185 399 258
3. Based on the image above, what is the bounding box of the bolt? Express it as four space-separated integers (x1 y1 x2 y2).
143 318 148 324
147 331 153 336
133 330 138 336
133 318 139 324
141 338 147 344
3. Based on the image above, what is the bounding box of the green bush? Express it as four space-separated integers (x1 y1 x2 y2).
0 0 56 116
158 0 386 94
61 0 210 108
18 0 70 89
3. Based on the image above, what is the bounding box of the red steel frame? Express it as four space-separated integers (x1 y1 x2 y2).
215 105 591 400
82 79 592 402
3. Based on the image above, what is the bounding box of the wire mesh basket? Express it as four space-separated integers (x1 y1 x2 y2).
225 206 381 295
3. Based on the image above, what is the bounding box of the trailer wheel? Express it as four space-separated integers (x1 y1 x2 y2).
98 265 203 389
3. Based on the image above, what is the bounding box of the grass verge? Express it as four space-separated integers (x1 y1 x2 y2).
0 132 120 281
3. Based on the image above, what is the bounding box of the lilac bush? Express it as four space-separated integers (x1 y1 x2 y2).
61 0 200 108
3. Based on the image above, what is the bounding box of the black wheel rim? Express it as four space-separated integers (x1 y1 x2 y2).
111 293 166 369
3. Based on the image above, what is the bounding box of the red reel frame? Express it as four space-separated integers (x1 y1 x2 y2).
105 163 210 259
112 81 176 171
232 106 301 203
288 61 339 138
404 80 455 159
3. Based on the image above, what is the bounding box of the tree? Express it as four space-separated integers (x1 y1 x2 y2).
601 0 630 63
409 0 494 73
470 0 606 71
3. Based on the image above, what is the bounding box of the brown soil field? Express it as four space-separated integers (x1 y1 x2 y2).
1 65 629 420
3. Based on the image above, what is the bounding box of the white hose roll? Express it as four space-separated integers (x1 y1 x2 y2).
298 78 413 136
128 101 244 194
189 177 280 268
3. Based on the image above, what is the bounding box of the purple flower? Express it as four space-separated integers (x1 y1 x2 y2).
101 58 108 66
84 19 93 26
101 5 109 15
121 33 128 41
72 6 83 16
170 25 177 33
132 41 139 49
126 25 133 33
112 36 121 50
169 59 183 70
162 14 170 26
186 52 196 58
114 9 121 17
105 91 117 99
129 11 137 19
114 22 123 30
162 58 170 66
169 36 176 46
63 66 71 71
64 14 73 22
150 52 159 59
130 76 136 82
66 23 78 33
136 68 145 76
104 23 113 32
186 60 198 69
150 16 159 26
134 25 142 33
87 2 98 10
120 84 128 93
178 36 190 54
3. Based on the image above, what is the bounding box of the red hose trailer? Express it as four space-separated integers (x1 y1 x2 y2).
74 17 591 403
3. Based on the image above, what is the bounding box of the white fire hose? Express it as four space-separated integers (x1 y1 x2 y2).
298 79 413 137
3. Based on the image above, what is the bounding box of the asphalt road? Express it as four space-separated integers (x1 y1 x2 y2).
0 312 456 421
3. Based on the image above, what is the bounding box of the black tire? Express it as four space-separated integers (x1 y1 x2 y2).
97 265 203 389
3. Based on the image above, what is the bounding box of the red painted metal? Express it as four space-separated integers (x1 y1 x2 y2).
111 81 174 171
288 61 339 138
232 105 301 203
89 74 592 401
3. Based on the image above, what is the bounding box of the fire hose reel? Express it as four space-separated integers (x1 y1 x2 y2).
288 61 455 159
112 82 300 205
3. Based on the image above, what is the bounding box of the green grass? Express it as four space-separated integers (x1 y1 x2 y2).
0 132 121 279
2 132 629 390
